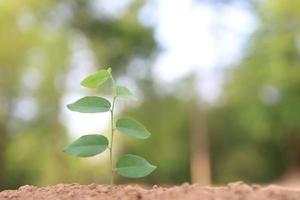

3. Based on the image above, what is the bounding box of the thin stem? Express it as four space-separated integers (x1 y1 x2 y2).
110 72 117 95
109 72 117 185
109 96 116 185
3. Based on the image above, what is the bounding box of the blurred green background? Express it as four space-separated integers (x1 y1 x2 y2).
1 0 300 190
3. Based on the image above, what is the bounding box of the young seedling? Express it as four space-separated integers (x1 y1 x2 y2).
63 68 156 184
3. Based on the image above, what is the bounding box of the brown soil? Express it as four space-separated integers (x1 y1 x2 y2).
1 182 300 200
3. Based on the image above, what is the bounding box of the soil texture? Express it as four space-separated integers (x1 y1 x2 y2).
1 181 300 200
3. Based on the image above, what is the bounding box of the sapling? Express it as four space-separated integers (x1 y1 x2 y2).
63 67 156 184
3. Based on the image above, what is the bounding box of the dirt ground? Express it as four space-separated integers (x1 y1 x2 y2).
1 181 300 200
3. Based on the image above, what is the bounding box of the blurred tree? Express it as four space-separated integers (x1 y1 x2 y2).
209 0 300 184
70 0 156 75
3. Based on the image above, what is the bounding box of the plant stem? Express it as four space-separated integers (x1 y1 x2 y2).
109 72 117 185
109 96 116 185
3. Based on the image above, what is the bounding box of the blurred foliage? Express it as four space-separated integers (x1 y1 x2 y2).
209 0 300 184
1 0 300 189
70 0 156 74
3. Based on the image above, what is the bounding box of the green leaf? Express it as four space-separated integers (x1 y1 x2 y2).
63 134 109 157
116 86 137 100
116 117 151 139
67 96 111 113
115 154 156 178
81 69 110 88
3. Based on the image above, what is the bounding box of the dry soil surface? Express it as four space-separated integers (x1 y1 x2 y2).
1 182 300 200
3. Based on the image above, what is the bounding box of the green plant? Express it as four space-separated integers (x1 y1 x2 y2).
63 68 156 184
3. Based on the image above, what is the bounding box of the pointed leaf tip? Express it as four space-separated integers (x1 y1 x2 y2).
116 154 156 178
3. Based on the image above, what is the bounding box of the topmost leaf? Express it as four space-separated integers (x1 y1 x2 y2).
81 69 111 88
